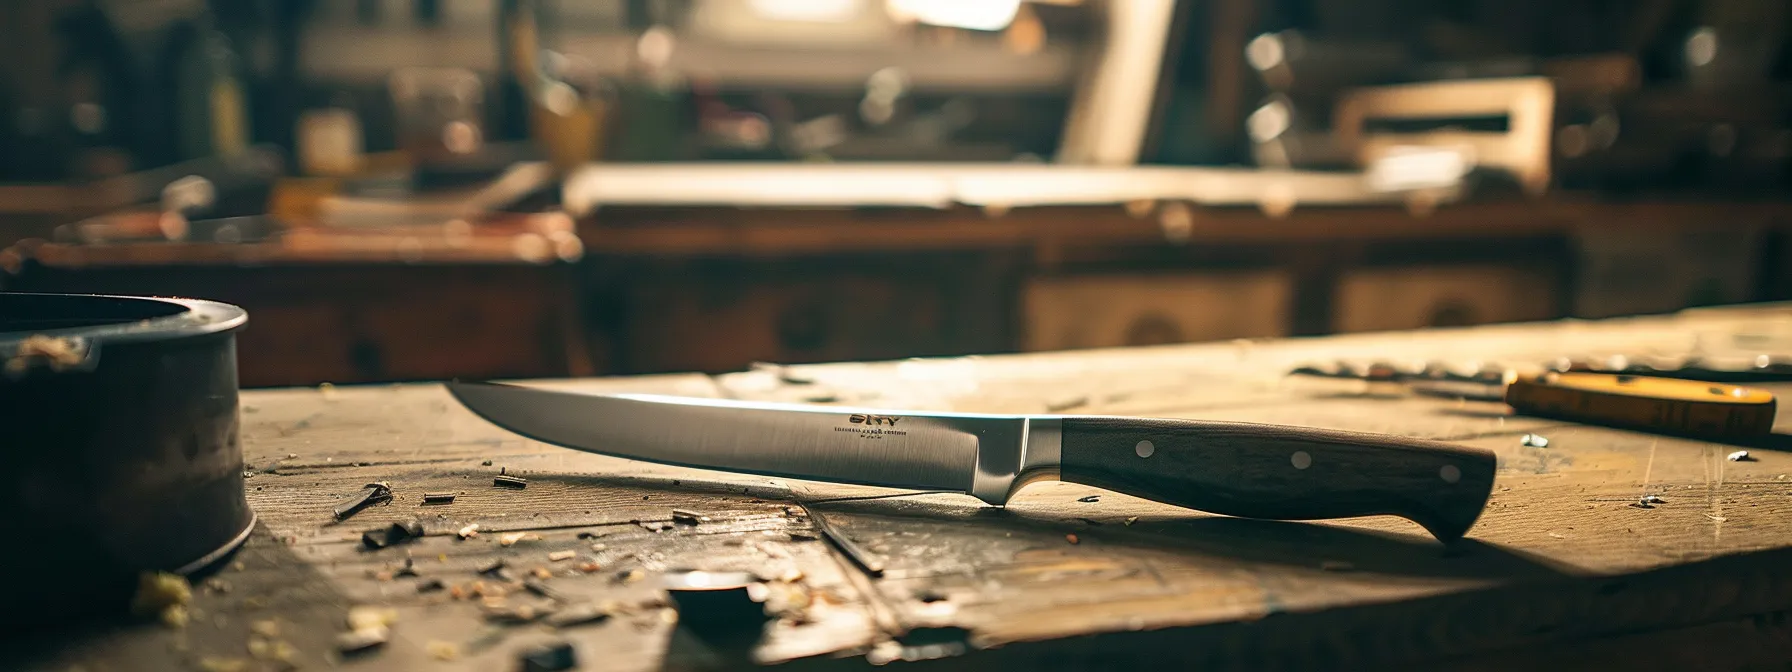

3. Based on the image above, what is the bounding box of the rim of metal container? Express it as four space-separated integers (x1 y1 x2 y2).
0 293 248 345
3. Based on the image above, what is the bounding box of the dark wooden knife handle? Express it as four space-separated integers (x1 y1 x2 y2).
1060 417 1496 542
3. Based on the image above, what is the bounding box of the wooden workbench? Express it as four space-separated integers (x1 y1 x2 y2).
15 306 1792 670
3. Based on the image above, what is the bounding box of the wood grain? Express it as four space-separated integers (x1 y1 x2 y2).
22 306 1792 670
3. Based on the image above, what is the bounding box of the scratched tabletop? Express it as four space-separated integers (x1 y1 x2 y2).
18 304 1792 671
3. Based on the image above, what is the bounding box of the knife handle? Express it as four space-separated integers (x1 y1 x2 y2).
1059 417 1496 542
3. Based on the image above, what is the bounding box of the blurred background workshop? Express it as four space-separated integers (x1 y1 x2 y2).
19 2 1792 671
3 0 1786 387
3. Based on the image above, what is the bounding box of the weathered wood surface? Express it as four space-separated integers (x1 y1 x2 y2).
18 305 1792 670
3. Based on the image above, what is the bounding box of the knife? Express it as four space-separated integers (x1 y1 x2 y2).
448 381 1497 542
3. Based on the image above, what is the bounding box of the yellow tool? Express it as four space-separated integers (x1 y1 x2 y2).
1505 372 1776 438
1292 363 1779 438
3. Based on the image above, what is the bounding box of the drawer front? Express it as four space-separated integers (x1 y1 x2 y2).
621 272 1005 374
1024 271 1293 352
6 265 582 386
1334 265 1558 333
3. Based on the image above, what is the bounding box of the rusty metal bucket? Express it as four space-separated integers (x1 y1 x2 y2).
0 293 252 624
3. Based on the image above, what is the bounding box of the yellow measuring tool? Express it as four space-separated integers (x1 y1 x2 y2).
1505 372 1777 438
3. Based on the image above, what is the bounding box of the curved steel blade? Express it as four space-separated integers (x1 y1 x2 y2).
448 381 1035 497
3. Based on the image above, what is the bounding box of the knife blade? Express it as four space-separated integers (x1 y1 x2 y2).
448 381 1497 542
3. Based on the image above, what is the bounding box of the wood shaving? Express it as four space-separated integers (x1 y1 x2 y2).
499 532 540 547
346 606 397 631
457 523 481 539
548 550 576 562
131 572 192 618
1065 534 1080 545
335 627 388 654
427 641 461 661
159 605 189 629
6 334 83 376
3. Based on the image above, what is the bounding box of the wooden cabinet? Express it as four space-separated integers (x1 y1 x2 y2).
4 264 588 387
600 255 1013 374
1023 271 1292 351
1333 264 1559 333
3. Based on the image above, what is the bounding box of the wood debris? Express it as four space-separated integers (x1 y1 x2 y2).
532 567 554 580
548 550 576 562
335 627 388 654
671 509 710 525
545 602 614 628
1728 450 1754 462
130 572 192 629
477 559 509 576
423 492 457 504
427 640 461 661
519 640 578 672
333 482 393 521
1124 517 1139 526
418 578 447 593
250 620 279 638
457 523 481 539
5 334 84 376
1065 534 1080 545
482 602 554 624
500 531 541 547
361 530 390 550
247 636 298 666
525 578 569 601
577 561 602 573
494 475 529 489
197 656 248 672
160 605 190 629
338 606 397 654
1520 433 1550 448
1076 495 1101 503
346 606 397 631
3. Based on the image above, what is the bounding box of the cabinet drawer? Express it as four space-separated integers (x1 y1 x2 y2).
1023 271 1293 352
1334 265 1558 333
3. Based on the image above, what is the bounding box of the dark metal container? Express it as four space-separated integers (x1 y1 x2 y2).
0 293 251 624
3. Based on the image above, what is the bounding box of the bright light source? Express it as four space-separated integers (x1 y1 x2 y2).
747 0 864 22
1367 146 1474 192
887 0 1022 31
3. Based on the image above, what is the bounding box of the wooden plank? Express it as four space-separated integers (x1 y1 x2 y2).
21 306 1792 670
579 201 1792 258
